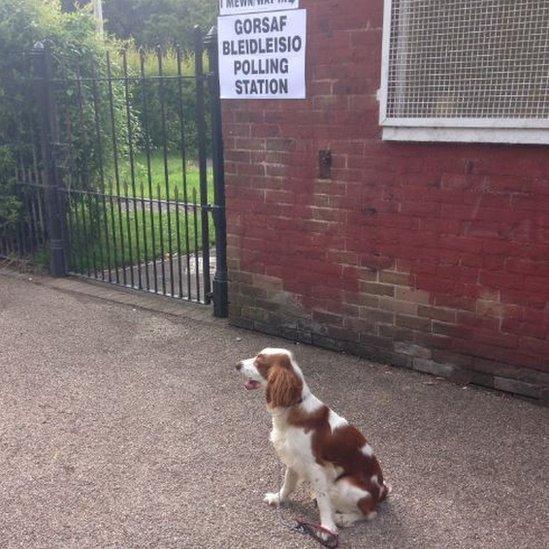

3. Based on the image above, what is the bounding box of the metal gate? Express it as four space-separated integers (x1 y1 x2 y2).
0 28 228 317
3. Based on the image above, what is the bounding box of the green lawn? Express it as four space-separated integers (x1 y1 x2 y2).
114 151 214 202
67 152 216 274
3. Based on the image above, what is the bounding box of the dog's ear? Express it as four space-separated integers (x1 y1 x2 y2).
266 364 302 408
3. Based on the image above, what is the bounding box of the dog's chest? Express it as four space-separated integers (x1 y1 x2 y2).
270 422 314 473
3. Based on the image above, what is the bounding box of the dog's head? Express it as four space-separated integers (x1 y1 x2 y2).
236 348 304 408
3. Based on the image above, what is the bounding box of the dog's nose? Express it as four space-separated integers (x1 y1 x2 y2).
235 361 243 371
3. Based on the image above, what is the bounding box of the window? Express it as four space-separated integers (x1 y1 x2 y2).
379 0 549 144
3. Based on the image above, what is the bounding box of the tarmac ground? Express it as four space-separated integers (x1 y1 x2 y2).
0 272 547 548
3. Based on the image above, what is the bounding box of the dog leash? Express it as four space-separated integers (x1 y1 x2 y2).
277 495 339 548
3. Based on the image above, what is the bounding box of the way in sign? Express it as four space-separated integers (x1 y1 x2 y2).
219 0 299 16
225 0 291 6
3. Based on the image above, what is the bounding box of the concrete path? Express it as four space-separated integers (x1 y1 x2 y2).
98 250 216 302
0 273 547 549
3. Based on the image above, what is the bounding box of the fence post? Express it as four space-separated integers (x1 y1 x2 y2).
193 27 212 303
204 27 229 318
32 43 66 277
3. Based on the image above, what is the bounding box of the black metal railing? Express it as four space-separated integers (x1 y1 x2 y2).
0 170 48 266
0 27 228 316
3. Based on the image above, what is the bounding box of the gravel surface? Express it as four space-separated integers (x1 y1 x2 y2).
0 275 548 549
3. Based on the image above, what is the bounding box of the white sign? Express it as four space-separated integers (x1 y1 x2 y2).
218 9 307 99
219 0 299 16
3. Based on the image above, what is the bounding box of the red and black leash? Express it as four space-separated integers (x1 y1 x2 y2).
293 518 339 548
277 502 339 548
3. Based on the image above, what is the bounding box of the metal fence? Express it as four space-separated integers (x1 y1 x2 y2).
0 28 228 317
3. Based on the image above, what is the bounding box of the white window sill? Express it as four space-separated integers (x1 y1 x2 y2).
382 127 549 145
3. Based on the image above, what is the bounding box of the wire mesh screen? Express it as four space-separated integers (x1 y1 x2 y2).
385 0 549 121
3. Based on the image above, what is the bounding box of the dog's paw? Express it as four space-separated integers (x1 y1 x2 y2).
263 492 281 506
320 523 338 536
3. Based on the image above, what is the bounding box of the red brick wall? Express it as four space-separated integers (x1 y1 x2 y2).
222 0 549 403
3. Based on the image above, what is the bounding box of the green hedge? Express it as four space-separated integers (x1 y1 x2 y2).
0 0 127 196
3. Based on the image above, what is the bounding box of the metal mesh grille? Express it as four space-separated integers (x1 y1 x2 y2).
386 0 549 120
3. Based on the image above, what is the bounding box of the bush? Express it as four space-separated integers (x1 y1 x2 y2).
0 147 20 230
0 0 129 194
102 0 217 50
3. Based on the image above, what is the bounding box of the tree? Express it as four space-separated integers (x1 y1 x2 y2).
0 0 125 230
61 0 84 12
102 0 217 50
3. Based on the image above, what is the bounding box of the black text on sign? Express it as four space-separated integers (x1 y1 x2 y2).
218 9 307 99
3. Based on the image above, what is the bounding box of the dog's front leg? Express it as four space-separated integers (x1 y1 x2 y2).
309 465 337 534
264 467 299 506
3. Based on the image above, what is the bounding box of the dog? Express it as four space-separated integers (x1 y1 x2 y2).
236 347 391 535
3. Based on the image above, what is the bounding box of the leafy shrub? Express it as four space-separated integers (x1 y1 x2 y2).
0 147 20 230
0 0 129 193
102 0 217 50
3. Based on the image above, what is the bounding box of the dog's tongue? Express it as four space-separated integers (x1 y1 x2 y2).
245 379 260 390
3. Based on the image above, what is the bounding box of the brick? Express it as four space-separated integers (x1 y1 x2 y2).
473 329 518 349
396 287 431 304
469 371 495 389
361 282 396 297
313 310 344 327
361 254 395 271
396 314 431 332
412 359 455 378
493 377 541 399
456 312 500 331
501 289 547 309
476 299 505 318
360 332 395 350
433 322 472 339
345 293 379 308
432 350 473 368
229 316 254 330
433 293 476 311
379 324 417 342
394 342 432 359
379 271 410 285
324 326 360 343
343 267 378 282
378 297 418 315
252 274 283 292
417 305 457 323
359 307 395 325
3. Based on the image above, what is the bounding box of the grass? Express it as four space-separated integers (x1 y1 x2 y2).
113 151 214 201
67 151 216 274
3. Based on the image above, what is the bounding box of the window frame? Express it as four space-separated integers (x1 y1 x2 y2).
378 0 549 145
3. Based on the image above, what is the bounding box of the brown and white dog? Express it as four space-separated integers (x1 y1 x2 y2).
236 348 390 535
